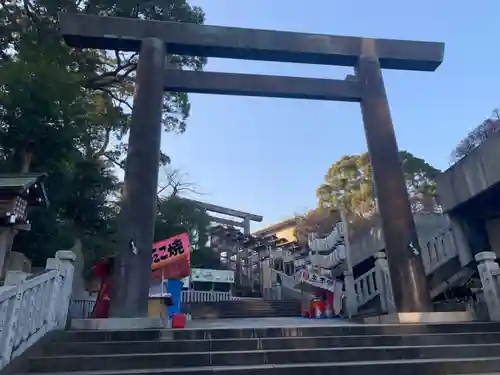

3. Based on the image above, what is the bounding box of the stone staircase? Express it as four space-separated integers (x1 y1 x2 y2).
185 298 302 319
11 322 500 375
274 221 476 317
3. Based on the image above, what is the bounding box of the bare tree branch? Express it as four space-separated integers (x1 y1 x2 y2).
103 152 125 169
157 167 204 199
92 127 112 159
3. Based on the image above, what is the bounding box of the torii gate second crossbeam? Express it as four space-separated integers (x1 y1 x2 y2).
183 198 262 235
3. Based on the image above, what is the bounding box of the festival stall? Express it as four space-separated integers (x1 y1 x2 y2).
295 266 342 318
91 232 192 328
149 233 191 326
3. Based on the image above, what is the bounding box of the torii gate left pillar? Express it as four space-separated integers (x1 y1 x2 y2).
109 38 166 317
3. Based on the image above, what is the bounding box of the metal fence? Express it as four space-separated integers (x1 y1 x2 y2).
69 297 96 319
181 290 235 303
69 290 239 319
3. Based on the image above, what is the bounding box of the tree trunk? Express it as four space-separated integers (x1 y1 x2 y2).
0 147 34 280
0 227 18 280
20 148 33 173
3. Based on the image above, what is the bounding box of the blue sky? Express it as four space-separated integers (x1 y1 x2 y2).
162 0 499 231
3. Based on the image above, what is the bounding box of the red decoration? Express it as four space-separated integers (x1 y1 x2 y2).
171 313 187 329
91 256 114 319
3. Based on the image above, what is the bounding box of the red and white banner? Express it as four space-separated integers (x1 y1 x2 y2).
296 268 336 292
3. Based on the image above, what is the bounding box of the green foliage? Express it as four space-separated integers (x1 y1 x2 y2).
155 197 209 245
398 150 440 197
154 196 220 269
0 0 207 266
294 207 340 245
316 153 373 218
316 150 441 221
450 109 500 164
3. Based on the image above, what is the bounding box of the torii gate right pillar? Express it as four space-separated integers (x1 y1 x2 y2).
356 45 432 312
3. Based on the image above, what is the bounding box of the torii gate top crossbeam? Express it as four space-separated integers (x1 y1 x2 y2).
185 198 263 222
59 13 444 71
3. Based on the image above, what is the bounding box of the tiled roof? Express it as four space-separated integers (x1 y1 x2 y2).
0 173 46 191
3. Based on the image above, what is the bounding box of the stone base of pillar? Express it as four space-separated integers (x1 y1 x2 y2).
364 311 473 324
71 317 164 331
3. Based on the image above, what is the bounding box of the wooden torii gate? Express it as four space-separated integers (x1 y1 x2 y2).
183 198 262 235
182 199 262 293
59 13 444 317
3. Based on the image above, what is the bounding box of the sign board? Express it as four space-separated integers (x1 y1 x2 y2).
190 268 235 283
295 268 336 292
151 233 191 280
180 276 190 288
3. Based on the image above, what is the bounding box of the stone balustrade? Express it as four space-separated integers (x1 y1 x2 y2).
347 229 464 314
422 229 460 274
0 250 75 370
308 222 345 252
475 251 500 321
268 217 469 315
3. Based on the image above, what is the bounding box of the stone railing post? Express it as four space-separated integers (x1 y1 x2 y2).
45 250 76 329
343 270 358 317
374 251 395 313
3 271 29 286
333 278 343 316
450 221 473 267
475 251 500 321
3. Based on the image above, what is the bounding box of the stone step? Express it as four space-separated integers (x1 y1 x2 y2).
185 300 302 319
187 303 301 310
188 306 301 311
56 322 500 342
40 332 500 356
187 309 302 318
195 305 301 308
189 312 301 319
26 344 500 372
169 323 500 340
187 301 300 307
190 307 301 312
190 305 300 308
18 356 500 375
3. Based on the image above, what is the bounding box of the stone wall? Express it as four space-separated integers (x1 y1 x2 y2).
349 213 451 266
437 130 500 212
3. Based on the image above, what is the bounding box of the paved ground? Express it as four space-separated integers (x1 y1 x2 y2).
186 317 355 329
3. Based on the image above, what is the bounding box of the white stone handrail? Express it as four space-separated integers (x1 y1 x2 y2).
272 221 465 314
475 251 500 321
308 222 345 252
349 228 463 313
270 269 316 304
344 252 395 315
376 254 396 314
421 229 459 274
272 269 298 289
0 251 75 370
311 244 346 269
354 268 378 307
